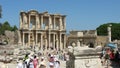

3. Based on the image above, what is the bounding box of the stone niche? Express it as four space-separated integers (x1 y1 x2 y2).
66 46 102 68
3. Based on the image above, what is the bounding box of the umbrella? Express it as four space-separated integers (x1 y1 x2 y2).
107 43 116 48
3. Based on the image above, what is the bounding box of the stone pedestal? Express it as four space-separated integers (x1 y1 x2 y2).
67 46 102 68
74 55 102 68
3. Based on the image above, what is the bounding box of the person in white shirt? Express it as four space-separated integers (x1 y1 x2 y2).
16 60 23 68
28 57 34 68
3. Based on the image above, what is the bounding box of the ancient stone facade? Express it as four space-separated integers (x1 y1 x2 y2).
67 30 97 47
19 10 66 50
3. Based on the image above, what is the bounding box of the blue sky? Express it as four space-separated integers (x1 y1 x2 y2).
0 0 120 31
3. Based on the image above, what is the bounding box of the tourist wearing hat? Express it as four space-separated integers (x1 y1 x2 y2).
28 57 34 68
38 57 46 68
39 62 46 68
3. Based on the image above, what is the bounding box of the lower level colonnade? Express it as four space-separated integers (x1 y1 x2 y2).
20 31 66 51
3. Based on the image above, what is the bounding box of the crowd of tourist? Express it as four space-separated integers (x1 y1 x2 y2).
16 50 69 68
100 47 120 67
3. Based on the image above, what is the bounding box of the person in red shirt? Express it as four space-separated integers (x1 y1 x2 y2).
109 50 115 65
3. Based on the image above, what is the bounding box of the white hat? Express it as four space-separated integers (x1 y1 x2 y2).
50 55 54 57
41 57 44 59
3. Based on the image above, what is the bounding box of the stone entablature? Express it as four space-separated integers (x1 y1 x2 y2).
19 10 66 50
69 30 97 37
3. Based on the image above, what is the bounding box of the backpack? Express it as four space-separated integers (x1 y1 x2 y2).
104 53 109 59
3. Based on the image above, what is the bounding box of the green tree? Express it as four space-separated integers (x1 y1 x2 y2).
2 21 12 31
96 23 120 41
0 21 18 35
0 23 2 27
11 25 18 31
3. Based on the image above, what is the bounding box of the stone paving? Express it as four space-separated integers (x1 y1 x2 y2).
2 62 65 68
0 60 120 68
0 59 66 68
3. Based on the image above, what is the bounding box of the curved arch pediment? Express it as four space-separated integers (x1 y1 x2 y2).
28 10 39 15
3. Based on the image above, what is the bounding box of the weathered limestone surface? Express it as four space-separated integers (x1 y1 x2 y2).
75 57 102 68
67 46 102 68
4 30 19 44
73 46 97 56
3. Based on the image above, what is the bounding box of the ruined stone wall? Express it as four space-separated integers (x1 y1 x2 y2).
96 36 108 46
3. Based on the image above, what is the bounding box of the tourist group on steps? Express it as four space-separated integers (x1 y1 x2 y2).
16 50 69 68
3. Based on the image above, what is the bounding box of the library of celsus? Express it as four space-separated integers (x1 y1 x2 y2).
19 10 66 50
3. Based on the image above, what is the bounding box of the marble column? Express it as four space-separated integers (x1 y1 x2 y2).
45 38 47 50
20 15 23 29
64 34 66 49
59 33 62 50
108 24 112 43
28 32 30 46
56 34 59 50
18 31 22 45
59 17 62 30
41 15 43 29
22 32 24 46
41 34 43 50
29 15 31 29
49 16 52 50
23 14 28 29
36 15 40 29
36 32 38 46
53 16 55 29
63 17 66 30
53 34 55 50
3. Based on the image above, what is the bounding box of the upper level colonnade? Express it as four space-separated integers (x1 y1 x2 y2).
19 10 66 31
